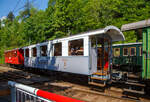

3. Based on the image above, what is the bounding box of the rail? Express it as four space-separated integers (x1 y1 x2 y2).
8 81 83 102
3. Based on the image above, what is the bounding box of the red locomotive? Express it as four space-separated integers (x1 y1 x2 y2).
4 48 24 65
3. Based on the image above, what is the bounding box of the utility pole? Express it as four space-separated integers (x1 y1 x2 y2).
27 0 31 45
27 0 30 17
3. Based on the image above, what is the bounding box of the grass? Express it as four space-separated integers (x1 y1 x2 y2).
0 57 5 64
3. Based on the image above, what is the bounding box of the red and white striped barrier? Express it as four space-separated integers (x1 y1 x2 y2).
8 81 84 102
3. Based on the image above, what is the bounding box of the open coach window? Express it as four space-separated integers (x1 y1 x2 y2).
130 47 136 56
123 48 128 56
25 49 29 57
113 48 120 57
12 51 17 57
5 52 10 57
40 45 47 56
31 47 37 57
69 39 83 56
54 43 62 56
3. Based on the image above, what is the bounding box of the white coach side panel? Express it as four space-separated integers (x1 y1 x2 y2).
84 36 89 56
62 40 68 56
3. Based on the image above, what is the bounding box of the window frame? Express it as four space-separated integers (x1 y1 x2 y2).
53 42 62 56
113 48 120 57
12 51 17 57
123 47 129 56
68 39 84 56
130 47 136 56
31 47 37 57
25 48 29 57
40 45 48 57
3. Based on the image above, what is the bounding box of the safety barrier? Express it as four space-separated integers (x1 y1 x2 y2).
8 81 83 102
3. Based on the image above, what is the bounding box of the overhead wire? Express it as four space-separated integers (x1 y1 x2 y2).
12 0 22 12
9 0 40 16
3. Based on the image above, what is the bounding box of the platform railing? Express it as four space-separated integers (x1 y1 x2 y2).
8 81 83 102
8 81 52 102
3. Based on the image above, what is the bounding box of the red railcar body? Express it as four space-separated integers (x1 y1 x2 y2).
5 49 24 65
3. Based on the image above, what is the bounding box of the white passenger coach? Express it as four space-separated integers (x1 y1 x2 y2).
23 26 125 82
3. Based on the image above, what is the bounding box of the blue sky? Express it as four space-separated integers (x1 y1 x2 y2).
0 0 49 18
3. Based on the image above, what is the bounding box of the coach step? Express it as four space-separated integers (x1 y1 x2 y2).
123 88 145 95
92 72 108 76
125 82 145 87
88 81 106 87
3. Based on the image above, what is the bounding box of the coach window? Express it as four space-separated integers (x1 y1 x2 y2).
54 43 62 56
130 47 136 56
114 48 120 57
12 51 17 57
31 47 37 57
6 52 9 57
40 45 47 56
69 39 83 56
25 49 29 57
123 48 128 56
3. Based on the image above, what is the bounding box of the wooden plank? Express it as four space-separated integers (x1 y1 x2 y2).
125 82 145 87
123 88 144 94
88 82 105 87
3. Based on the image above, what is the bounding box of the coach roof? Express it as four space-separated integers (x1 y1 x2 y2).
121 19 150 31
53 25 125 42
23 25 125 48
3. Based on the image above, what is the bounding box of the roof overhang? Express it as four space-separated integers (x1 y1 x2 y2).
121 19 150 31
104 26 125 42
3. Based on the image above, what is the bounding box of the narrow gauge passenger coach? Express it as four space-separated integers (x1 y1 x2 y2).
112 42 142 72
5 26 125 83
22 26 124 81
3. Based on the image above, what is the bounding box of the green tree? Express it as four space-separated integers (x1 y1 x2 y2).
7 11 15 21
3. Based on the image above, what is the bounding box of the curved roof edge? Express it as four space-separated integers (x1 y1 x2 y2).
104 26 125 42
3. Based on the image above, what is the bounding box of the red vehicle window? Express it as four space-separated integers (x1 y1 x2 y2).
5 52 9 57
12 51 17 57
8 52 11 57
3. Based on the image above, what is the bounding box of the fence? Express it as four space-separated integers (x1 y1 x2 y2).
8 81 83 102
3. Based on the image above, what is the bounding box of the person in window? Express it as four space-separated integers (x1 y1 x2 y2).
71 47 76 55
75 46 79 55
76 47 83 55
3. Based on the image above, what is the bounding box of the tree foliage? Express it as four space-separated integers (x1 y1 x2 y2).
0 0 150 63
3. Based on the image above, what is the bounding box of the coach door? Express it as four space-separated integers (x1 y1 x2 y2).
91 36 111 75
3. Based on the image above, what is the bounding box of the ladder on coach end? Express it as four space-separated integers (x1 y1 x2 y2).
89 71 110 87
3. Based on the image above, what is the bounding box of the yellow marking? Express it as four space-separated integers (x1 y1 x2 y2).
91 77 107 81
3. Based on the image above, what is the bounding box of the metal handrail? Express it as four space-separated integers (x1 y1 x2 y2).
8 81 84 102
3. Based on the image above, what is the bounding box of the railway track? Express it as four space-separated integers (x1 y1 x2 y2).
37 81 140 102
0 65 149 102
